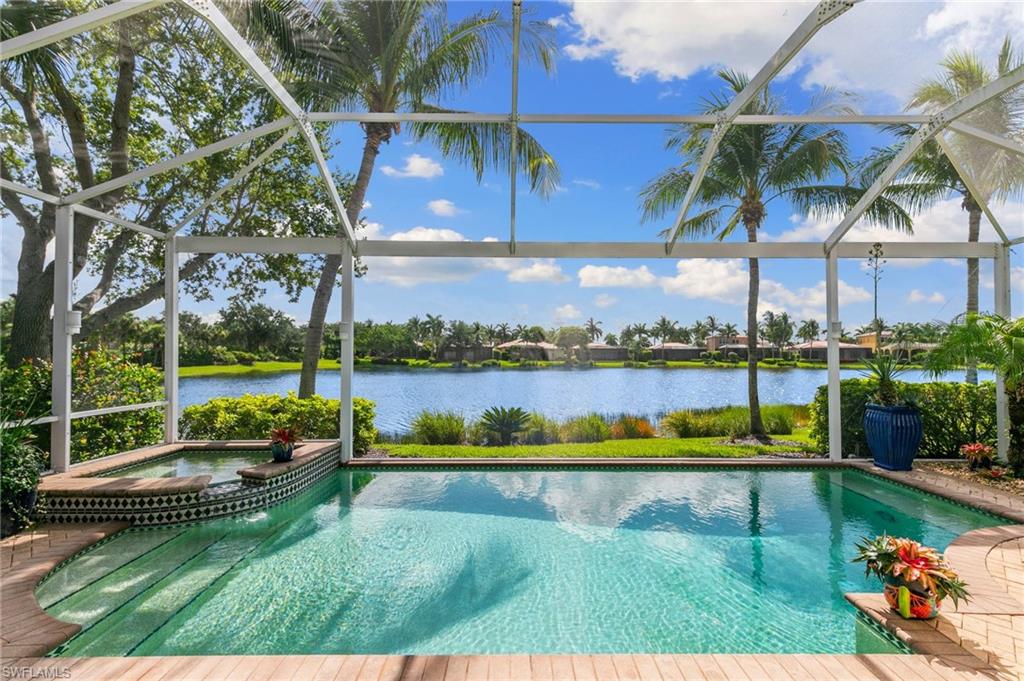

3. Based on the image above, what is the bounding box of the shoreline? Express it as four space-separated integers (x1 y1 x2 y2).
179 358 924 379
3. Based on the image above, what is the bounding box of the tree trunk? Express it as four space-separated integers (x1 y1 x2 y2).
965 204 982 385
297 129 383 398
746 223 766 437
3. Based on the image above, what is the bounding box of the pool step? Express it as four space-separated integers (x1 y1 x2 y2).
37 528 184 610
55 531 271 657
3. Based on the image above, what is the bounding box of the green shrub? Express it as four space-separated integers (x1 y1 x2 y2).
522 412 561 445
809 379 997 458
0 411 46 536
234 351 258 366
180 393 377 455
410 410 465 445
480 359 500 367
1 350 164 464
648 359 667 367
561 413 611 443
661 405 795 439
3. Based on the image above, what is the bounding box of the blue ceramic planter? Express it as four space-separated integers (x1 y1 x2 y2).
271 442 294 463
863 404 922 471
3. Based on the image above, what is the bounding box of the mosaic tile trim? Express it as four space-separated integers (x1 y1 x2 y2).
38 446 341 526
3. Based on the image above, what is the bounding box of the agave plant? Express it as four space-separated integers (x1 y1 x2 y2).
479 407 530 446
860 354 907 406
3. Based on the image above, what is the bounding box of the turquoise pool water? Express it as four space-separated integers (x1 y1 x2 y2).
41 467 999 656
97 450 271 484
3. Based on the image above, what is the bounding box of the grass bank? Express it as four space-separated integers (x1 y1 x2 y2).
179 358 910 377
379 430 817 459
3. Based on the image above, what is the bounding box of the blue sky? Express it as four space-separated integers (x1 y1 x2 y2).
2 0 1022 336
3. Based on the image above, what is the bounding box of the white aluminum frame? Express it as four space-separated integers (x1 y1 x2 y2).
2 0 1018 469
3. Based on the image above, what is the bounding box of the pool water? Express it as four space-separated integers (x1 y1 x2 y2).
97 450 272 484
41 468 999 657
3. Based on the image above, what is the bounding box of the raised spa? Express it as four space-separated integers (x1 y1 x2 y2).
39 467 999 657
96 448 274 485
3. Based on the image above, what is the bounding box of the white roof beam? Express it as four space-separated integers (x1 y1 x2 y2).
1008 235 1024 246
72 203 165 239
0 0 170 61
179 0 355 245
309 112 931 125
934 134 1010 244
949 121 1024 156
0 178 60 204
63 117 291 205
169 125 297 235
666 0 859 253
824 64 1024 252
175 237 999 260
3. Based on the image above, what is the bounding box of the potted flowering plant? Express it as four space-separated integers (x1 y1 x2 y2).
269 427 301 463
854 534 969 619
960 443 995 471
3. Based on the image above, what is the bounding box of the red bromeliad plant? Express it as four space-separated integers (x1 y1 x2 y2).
854 535 969 619
270 427 301 446
960 443 995 470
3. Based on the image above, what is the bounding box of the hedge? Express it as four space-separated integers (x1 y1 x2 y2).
0 350 164 464
180 393 377 456
808 379 996 458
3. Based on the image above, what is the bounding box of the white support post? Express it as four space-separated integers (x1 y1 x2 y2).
164 236 179 442
339 241 355 463
50 206 75 473
508 0 522 254
994 245 1011 462
825 251 842 462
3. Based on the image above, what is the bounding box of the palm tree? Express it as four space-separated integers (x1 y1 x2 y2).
424 314 445 361
639 71 893 437
274 1 561 396
690 320 710 346
584 317 603 343
653 316 677 347
719 322 739 344
495 323 512 344
889 322 916 361
513 323 528 340
796 319 821 360
924 314 1024 472
862 37 1023 383
705 315 720 337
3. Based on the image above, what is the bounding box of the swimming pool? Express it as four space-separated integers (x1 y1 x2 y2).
40 467 999 656
96 449 273 485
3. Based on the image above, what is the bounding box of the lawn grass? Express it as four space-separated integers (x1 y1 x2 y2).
379 430 818 459
178 359 339 378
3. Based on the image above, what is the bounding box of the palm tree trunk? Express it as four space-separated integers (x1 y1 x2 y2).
965 204 981 385
297 129 384 398
746 223 766 437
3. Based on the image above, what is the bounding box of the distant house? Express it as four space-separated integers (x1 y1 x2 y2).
438 344 494 362
583 343 629 361
856 330 892 352
716 341 773 360
706 334 745 352
880 342 939 360
495 340 565 361
650 342 702 361
791 340 870 362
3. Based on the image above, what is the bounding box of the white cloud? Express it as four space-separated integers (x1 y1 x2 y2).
657 259 869 320
426 199 462 217
578 264 657 288
1013 267 1024 292
362 200 372 210
507 259 570 284
380 154 443 179
554 303 582 323
571 178 602 190
593 293 618 308
658 260 748 301
560 1 1024 99
908 289 947 304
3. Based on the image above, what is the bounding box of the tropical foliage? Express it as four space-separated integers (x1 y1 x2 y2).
809 379 998 459
661 405 799 439
854 535 969 609
411 410 466 446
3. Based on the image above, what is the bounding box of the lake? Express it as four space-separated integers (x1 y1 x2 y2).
179 367 989 434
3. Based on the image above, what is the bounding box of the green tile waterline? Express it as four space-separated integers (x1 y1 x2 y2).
43 467 998 656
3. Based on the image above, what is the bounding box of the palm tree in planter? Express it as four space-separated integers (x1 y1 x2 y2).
260 1 562 396
860 354 922 471
924 314 1024 473
640 71 907 438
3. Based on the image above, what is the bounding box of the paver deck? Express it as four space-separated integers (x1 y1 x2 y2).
2 460 1021 680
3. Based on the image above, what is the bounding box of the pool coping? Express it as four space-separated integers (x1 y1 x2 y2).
3 459 1022 679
